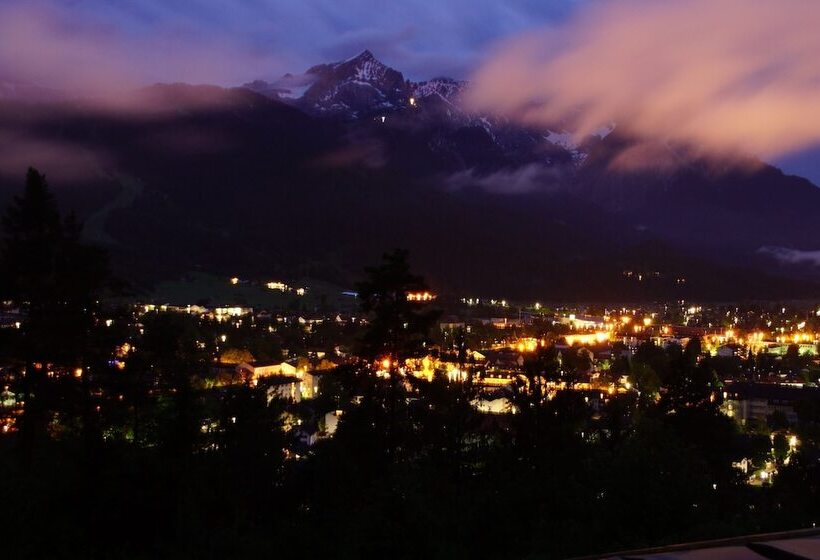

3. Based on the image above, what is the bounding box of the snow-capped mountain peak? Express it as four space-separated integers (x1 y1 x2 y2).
345 49 375 62
411 77 466 103
242 50 615 166
309 49 385 79
295 50 409 117
245 52 473 119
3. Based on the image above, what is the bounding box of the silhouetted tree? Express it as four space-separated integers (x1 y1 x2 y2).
354 250 441 458
133 312 206 456
784 343 809 373
0 168 109 460
768 410 791 431
629 361 661 407
355 249 440 363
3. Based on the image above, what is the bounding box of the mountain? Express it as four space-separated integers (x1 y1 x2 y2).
248 51 820 274
0 52 818 302
245 50 467 119
0 79 65 103
245 51 616 172
245 50 408 118
300 50 408 117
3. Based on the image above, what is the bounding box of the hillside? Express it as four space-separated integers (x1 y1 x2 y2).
0 53 818 301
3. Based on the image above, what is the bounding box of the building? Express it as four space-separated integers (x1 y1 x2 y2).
722 382 820 426
264 376 302 403
236 361 298 380
560 314 606 330
716 343 748 359
239 360 324 400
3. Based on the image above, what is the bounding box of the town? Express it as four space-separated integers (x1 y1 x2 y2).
4 0 820 554
3 275 819 485
2 172 820 557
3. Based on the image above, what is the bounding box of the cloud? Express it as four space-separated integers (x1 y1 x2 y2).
0 0 582 93
467 0 820 163
446 164 566 194
0 130 109 182
0 2 284 97
759 247 820 267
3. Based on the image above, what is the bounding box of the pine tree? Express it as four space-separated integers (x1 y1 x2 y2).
1 168 110 460
355 249 440 363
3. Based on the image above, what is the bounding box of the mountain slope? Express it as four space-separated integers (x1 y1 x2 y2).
0 54 818 301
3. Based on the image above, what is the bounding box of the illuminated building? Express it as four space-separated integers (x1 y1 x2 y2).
406 291 436 302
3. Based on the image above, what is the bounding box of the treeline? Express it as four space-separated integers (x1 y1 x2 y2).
0 170 819 558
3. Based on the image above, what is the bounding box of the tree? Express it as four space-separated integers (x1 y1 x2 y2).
355 249 440 363
684 336 702 364
772 432 790 465
132 312 206 455
767 410 790 431
783 343 809 374
662 360 721 413
511 346 561 454
633 340 672 385
629 361 661 407
327 251 444 465
574 347 594 375
218 348 255 365
0 168 110 459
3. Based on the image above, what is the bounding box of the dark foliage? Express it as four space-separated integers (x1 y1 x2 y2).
0 174 819 558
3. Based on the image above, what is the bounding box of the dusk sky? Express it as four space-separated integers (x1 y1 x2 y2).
1 0 819 183
0 0 582 85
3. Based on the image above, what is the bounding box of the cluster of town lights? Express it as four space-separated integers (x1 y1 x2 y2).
406 292 435 302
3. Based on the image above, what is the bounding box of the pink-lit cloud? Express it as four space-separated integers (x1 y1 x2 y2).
0 3 283 98
467 0 820 163
0 130 109 182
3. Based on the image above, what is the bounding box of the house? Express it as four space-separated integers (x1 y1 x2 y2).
559 315 606 330
653 336 690 349
236 358 329 399
768 343 818 357
264 376 302 403
322 410 343 437
236 361 298 380
722 382 820 426
717 343 747 359
484 349 525 370
299 370 321 399
472 387 516 414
